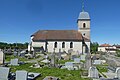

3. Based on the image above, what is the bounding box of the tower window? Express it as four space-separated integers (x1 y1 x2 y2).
83 23 86 28
54 42 57 48
83 33 85 36
62 42 65 48
70 42 73 48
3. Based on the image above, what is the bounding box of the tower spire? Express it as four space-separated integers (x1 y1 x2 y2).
82 0 84 12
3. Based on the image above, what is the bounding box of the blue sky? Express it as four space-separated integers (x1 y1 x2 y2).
0 0 120 44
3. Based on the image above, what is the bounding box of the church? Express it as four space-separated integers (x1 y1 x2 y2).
28 7 91 54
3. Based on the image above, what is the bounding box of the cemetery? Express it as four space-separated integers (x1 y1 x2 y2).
1 47 120 80
0 49 93 80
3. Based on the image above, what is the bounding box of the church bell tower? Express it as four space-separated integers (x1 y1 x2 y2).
77 1 90 40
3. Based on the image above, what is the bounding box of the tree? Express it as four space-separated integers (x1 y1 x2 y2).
116 49 120 57
0 42 29 49
90 42 99 54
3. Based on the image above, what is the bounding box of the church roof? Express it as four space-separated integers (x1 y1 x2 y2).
32 30 89 41
78 12 90 19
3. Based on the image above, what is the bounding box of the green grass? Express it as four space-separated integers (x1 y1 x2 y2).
6 55 91 80
5 55 28 62
96 65 108 72
9 63 90 80
57 60 74 64
96 65 108 78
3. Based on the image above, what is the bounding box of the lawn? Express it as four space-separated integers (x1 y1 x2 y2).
57 60 74 64
6 55 90 80
96 65 108 78
5 55 28 62
9 63 90 80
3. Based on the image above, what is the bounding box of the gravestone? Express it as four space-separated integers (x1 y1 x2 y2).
43 76 59 80
88 66 99 79
10 58 19 66
0 67 10 80
85 54 91 69
0 50 4 64
58 49 61 60
65 62 74 70
74 58 80 63
116 67 120 79
80 55 86 61
28 72 41 80
16 70 28 80
13 51 18 56
50 53 55 67
71 55 77 60
41 59 50 63
93 60 102 65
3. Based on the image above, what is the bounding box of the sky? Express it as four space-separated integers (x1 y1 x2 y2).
0 0 120 45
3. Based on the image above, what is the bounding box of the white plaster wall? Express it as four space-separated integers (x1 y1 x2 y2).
32 42 45 50
28 43 31 51
78 21 90 29
78 20 90 39
31 41 83 53
109 51 116 53
98 47 106 52
31 36 34 42
47 41 82 53
79 30 90 39
98 46 116 53
73 42 83 53
28 43 34 51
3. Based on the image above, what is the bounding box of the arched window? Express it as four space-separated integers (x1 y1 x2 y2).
62 42 65 48
83 23 86 28
70 42 73 48
54 42 57 48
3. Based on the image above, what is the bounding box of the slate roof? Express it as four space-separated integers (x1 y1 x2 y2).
31 30 90 41
78 12 90 19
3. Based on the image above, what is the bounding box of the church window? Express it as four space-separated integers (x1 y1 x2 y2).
83 23 86 28
70 42 73 48
54 42 57 48
62 42 65 48
83 33 85 36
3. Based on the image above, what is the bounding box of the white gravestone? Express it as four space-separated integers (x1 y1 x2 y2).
80 55 86 61
0 67 10 80
16 70 28 80
10 58 19 66
116 67 120 79
88 66 99 79
74 58 81 63
0 50 4 64
93 60 102 65
65 62 74 70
